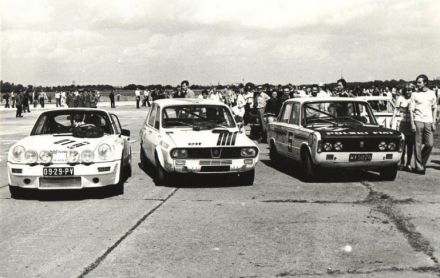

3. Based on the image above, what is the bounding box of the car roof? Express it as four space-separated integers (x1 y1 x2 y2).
153 98 229 107
284 97 369 104
40 108 110 115
357 96 393 101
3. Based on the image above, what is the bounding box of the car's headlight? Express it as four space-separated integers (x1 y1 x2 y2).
81 150 94 163
25 150 38 163
67 150 80 163
39 150 53 164
170 149 188 159
387 142 396 151
11 145 25 162
378 141 387 151
97 143 112 160
240 147 258 158
333 142 343 151
323 142 333 151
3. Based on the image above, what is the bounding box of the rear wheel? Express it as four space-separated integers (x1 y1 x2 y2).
140 143 148 169
380 165 398 181
239 169 255 186
269 141 280 164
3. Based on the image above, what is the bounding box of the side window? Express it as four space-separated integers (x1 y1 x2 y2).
148 105 156 127
111 114 122 134
154 106 160 129
280 103 292 123
277 103 286 122
290 103 300 125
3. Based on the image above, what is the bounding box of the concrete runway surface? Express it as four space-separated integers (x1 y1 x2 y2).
0 106 439 277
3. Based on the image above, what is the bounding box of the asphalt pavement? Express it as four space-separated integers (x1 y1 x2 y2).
0 106 439 277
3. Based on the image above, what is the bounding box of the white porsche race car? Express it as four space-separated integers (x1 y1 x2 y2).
139 99 259 185
7 108 132 197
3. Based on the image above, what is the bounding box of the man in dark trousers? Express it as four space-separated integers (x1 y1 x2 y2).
3 92 10 108
16 91 23 117
109 90 115 108
23 90 30 113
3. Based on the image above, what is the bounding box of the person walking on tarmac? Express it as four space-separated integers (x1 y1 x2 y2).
3 92 10 108
109 90 115 108
15 91 24 117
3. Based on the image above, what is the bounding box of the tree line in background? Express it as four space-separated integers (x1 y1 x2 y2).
1 78 440 93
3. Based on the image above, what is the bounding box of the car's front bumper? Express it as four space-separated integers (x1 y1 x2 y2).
313 151 401 169
7 161 121 190
163 158 258 174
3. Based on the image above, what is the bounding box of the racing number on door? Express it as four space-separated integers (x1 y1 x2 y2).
287 132 293 152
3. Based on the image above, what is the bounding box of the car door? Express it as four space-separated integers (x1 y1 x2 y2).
275 102 293 155
286 102 302 160
110 113 130 163
142 104 161 163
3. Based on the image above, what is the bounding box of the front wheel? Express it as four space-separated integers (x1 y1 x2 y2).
239 169 255 186
9 186 26 199
302 151 316 181
380 165 398 181
111 159 125 195
155 155 173 186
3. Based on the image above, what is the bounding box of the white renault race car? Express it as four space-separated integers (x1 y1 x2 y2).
139 99 259 185
7 109 132 197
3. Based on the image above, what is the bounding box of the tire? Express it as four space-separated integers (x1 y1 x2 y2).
140 143 148 169
269 141 280 164
380 165 398 181
111 159 125 195
239 169 255 186
9 186 25 199
155 154 172 186
302 151 316 181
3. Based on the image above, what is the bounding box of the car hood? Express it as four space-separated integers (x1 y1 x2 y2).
15 134 116 152
165 129 255 147
312 125 401 140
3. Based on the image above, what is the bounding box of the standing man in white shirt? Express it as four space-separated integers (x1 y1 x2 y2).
135 88 141 108
409 74 437 174
55 91 61 107
182 80 195 98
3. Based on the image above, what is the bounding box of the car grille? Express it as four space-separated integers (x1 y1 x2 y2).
321 138 400 152
199 160 233 166
39 177 82 188
187 148 243 159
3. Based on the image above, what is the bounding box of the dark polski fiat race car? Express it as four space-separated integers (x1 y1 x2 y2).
267 97 404 181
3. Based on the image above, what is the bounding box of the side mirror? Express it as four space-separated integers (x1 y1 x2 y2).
121 129 130 136
237 122 244 130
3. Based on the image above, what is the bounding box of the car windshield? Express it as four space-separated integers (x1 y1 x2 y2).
303 101 377 127
162 105 236 129
367 100 394 113
31 110 114 135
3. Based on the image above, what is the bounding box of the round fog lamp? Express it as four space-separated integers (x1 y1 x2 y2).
378 141 387 151
387 142 397 151
323 142 333 151
81 150 94 163
39 151 53 164
67 150 80 163
12 145 25 162
97 144 112 160
25 150 38 163
334 142 343 151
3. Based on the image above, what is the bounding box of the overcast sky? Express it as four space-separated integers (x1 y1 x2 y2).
1 0 439 86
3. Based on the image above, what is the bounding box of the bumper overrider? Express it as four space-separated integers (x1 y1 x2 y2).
162 147 259 174
7 160 121 190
